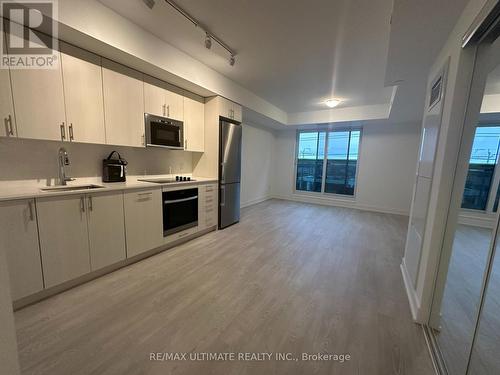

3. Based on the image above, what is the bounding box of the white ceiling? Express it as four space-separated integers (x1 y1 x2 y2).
99 0 395 115
384 0 470 122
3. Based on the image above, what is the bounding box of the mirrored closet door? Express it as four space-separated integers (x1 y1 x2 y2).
429 11 500 375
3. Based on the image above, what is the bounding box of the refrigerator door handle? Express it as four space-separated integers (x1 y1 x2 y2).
220 186 226 207
220 162 226 183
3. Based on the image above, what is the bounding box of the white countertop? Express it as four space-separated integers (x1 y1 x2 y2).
0 175 218 201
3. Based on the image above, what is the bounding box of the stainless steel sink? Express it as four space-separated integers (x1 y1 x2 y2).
40 184 105 192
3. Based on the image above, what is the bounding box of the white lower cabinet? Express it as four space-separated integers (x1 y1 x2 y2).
0 199 43 300
87 192 126 271
3 184 215 300
124 188 163 257
37 195 91 288
37 191 128 288
198 183 218 230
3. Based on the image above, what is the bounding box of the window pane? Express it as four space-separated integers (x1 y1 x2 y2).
296 132 325 192
462 126 500 210
325 130 360 195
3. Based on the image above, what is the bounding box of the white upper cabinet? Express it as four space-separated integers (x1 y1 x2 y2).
144 75 165 117
0 199 44 300
232 103 242 122
9 49 66 141
102 59 145 147
61 43 106 144
0 67 16 137
164 84 184 121
144 75 184 121
0 31 16 138
183 94 205 152
217 97 242 122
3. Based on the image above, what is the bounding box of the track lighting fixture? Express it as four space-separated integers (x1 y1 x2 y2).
160 0 237 66
142 0 155 10
205 33 212 50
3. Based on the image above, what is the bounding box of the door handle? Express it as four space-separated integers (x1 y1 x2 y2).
28 200 34 221
141 134 145 146
80 196 85 212
162 104 166 117
167 105 170 118
69 123 74 141
185 139 187 149
220 186 225 207
88 196 93 211
60 123 66 141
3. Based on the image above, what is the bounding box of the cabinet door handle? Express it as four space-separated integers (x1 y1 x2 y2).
88 196 93 211
6 114 14 136
184 139 187 149
28 200 34 221
167 105 170 118
80 196 85 212
60 123 66 141
162 104 166 117
69 123 74 141
141 134 145 146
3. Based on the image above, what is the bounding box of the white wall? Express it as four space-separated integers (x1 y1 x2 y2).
271 121 421 215
402 0 488 323
240 123 275 207
0 137 193 182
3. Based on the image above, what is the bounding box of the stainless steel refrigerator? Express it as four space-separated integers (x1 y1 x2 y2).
219 119 242 229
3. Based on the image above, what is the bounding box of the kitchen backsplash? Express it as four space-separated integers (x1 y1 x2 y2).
0 137 193 181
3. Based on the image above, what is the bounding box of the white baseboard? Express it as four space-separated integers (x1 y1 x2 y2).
401 258 421 321
240 196 271 208
271 194 409 216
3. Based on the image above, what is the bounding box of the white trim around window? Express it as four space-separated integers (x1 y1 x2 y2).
293 127 363 199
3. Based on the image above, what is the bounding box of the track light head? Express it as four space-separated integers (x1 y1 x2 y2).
229 55 235 66
205 34 212 49
142 0 155 9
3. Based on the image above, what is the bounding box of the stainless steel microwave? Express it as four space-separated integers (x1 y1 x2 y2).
144 113 184 149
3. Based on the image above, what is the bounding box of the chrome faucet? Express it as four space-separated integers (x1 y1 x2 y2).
58 147 74 186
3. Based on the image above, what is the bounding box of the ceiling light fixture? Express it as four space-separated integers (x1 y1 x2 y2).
205 33 212 49
142 0 156 10
325 99 341 108
161 0 237 66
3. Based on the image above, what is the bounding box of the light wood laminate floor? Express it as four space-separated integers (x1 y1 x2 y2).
15 199 434 375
